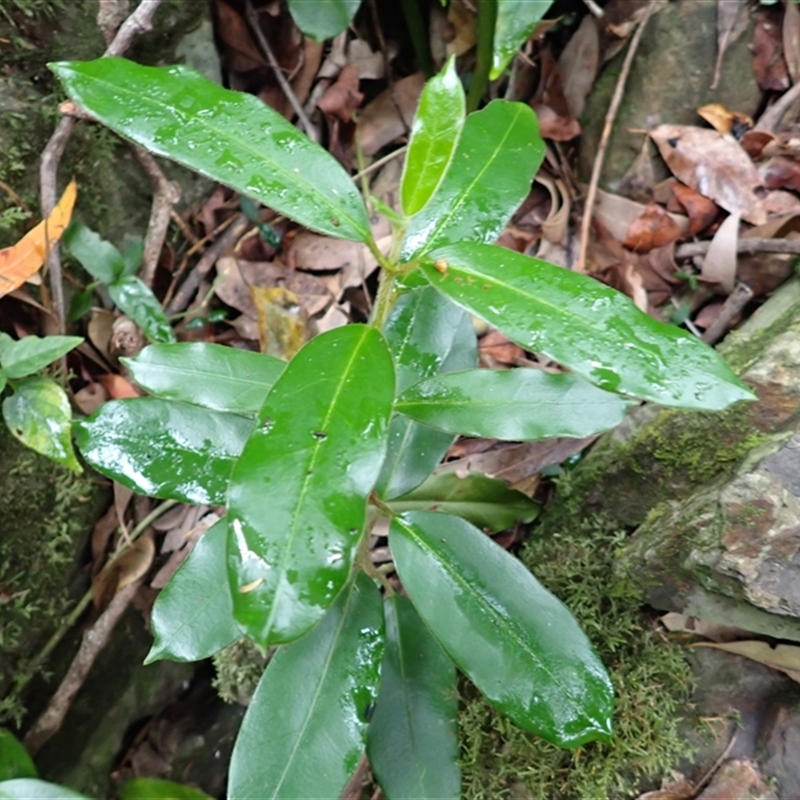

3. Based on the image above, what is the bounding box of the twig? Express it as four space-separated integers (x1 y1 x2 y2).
754 79 800 133
701 282 754 345
39 0 168 334
339 754 371 800
23 578 143 755
245 0 319 143
165 213 250 315
575 0 657 273
133 147 181 287
689 731 738 799
352 145 408 183
581 0 605 18
676 237 800 258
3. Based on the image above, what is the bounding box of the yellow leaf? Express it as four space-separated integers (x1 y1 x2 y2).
0 180 77 299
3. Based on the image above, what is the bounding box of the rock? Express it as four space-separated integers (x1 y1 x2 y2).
756 697 800 799
696 758 776 800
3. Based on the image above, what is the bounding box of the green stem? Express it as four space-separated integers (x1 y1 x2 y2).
6 498 178 703
370 270 398 330
467 0 498 113
400 0 435 78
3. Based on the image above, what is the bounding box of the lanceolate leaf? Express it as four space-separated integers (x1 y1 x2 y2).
3 378 80 472
120 778 212 800
124 343 284 415
0 780 89 800
387 472 538 532
228 573 384 800
421 242 755 410
0 729 37 781
147 519 241 663
401 101 544 260
367 595 460 800
390 511 614 748
401 56 465 217
50 59 372 243
492 1 554 79
396 368 632 440
63 221 126 284
287 0 362 41
227 325 394 646
108 276 175 344
377 288 477 500
0 334 82 379
75 399 251 504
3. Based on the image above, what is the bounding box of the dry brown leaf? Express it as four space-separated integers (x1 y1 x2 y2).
0 180 77 299
697 102 738 135
356 73 425 156
317 65 363 122
711 0 750 90
446 0 477 57
624 202 682 252
692 639 800 683
479 330 525 367
346 38 387 80
251 286 308 359
737 212 800 296
671 182 720 237
701 210 740 292
762 156 800 192
535 176 570 244
659 611 753 643
99 373 140 399
650 125 768 224
696 758 776 800
592 188 689 244
752 7 790 91
531 50 581 142
784 0 800 84
73 382 108 416
617 138 657 203
92 533 155 608
558 15 599 120
213 0 265 73
741 129 775 160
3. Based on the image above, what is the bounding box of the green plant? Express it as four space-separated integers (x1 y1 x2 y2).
0 333 82 471
48 54 753 799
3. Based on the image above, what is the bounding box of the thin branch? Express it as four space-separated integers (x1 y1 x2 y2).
701 282 754 345
133 147 181 287
575 0 657 273
754 79 800 133
39 0 168 334
676 237 800 258
245 0 320 143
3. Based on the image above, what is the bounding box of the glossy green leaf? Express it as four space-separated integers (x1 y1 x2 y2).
147 519 241 663
63 221 125 284
0 373 6 396
401 56 465 216
421 242 756 410
0 730 37 781
120 778 212 800
387 471 538 532
401 100 544 260
50 58 372 243
287 0 362 41
377 287 477 500
491 1 554 79
0 780 89 799
124 343 284 415
397 368 632 440
367 595 460 800
75 399 251 504
120 236 144 276
227 325 394 646
0 333 82 379
228 573 383 800
3 378 81 472
390 511 614 748
108 276 175 344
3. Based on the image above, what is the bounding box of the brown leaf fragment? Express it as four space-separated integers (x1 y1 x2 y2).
593 187 689 243
696 758 777 800
531 50 581 142
624 202 682 252
356 73 425 156
784 0 800 84
752 7 790 92
73 382 108 416
761 156 800 192
650 124 768 224
92 533 155 609
317 65 363 122
558 15 599 120
701 211 740 292
693 639 800 681
479 330 525 367
741 129 775 160
671 182 720 236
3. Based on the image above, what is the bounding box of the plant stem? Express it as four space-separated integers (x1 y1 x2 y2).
467 0 498 113
370 270 398 330
400 0 434 78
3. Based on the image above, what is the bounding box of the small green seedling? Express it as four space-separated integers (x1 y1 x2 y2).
49 53 754 800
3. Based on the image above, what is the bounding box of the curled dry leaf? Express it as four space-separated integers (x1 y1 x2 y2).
536 175 571 244
752 7 790 92
624 202 682 252
741 129 775 160
697 103 752 137
671 182 719 237
317 65 363 122
592 188 689 244
650 124 771 224
762 156 800 192
700 211 740 293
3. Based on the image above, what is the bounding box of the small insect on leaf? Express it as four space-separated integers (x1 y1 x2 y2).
434 259 448 275
239 577 265 593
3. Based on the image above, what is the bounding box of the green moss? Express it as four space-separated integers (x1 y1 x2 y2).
0 426 107 725
212 639 270 706
459 504 696 800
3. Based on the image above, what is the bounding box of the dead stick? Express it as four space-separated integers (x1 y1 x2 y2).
701 282 754 345
575 0 657 273
754 80 800 133
23 579 143 755
133 147 181 287
39 0 167 334
677 237 800 259
245 0 319 143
